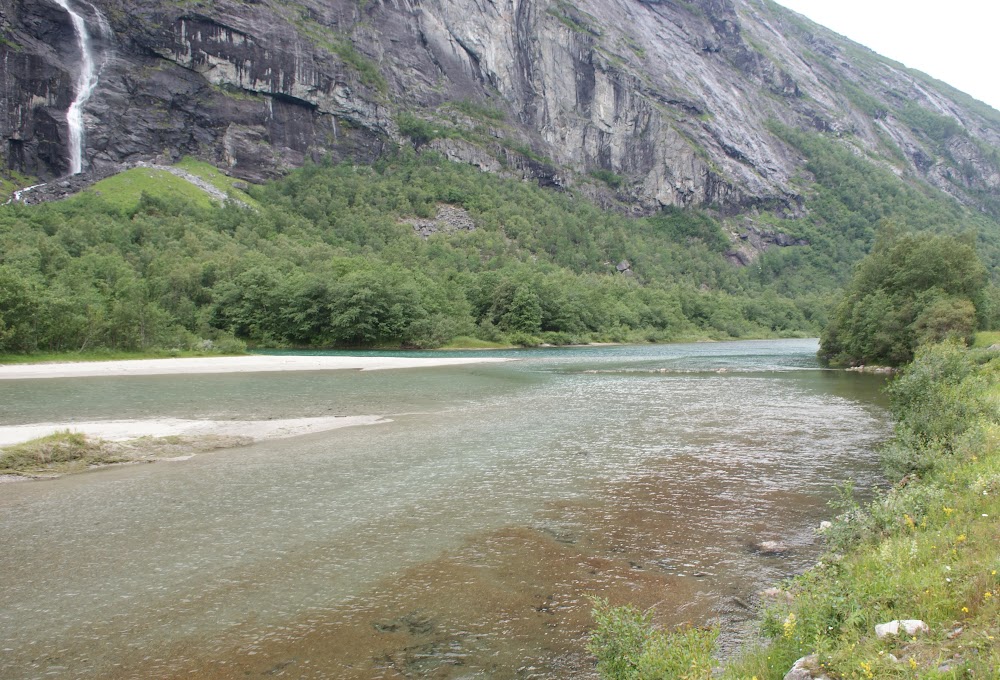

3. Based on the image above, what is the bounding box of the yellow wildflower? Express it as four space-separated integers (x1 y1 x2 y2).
783 612 797 639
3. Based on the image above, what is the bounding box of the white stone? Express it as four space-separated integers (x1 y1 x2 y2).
875 619 928 638
784 654 832 680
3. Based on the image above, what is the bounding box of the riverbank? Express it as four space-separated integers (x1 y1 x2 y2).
0 354 510 380
590 341 1000 678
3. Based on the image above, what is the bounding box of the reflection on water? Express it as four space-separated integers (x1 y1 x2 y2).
0 340 890 679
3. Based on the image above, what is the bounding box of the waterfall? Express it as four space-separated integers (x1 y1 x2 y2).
51 0 110 175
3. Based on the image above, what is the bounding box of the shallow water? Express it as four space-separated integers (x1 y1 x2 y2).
0 339 889 679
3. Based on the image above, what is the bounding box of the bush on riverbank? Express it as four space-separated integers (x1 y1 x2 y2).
588 598 718 679
818 229 989 367
589 342 1000 678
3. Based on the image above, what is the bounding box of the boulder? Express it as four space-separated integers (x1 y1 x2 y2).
784 654 832 680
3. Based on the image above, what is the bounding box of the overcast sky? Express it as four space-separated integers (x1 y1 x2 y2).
771 0 1000 112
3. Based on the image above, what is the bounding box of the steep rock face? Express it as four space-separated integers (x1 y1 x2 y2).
1 0 998 214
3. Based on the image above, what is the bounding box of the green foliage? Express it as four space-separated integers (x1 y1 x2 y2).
649 207 728 252
546 1 602 36
819 228 988 366
588 598 718 680
766 123 1000 286
328 41 387 92
449 99 507 122
589 169 625 190
86 168 220 212
8 147 971 354
897 103 964 145
0 265 36 352
397 113 445 146
882 342 993 477
842 82 888 119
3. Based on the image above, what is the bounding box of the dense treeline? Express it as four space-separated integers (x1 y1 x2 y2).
0 153 819 353
1 141 998 354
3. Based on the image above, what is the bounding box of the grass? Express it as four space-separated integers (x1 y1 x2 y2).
438 336 512 349
82 167 219 212
973 330 1000 349
172 157 260 208
589 342 1000 679
723 433 1000 678
78 160 259 212
448 99 507 123
0 431 124 474
0 348 246 365
0 431 251 477
0 170 38 202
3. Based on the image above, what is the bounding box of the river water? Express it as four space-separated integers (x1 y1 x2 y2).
0 339 889 679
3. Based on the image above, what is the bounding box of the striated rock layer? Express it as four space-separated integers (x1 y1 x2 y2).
1 0 998 214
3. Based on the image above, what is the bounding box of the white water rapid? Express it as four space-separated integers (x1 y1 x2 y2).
51 0 110 175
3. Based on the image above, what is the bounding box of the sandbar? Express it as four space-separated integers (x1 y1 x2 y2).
0 415 388 448
0 354 509 380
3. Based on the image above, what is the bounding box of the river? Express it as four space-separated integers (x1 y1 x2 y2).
0 339 889 679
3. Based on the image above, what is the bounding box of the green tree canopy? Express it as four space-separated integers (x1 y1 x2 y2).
818 227 988 366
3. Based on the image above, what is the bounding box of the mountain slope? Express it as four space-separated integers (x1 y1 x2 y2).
1 0 998 217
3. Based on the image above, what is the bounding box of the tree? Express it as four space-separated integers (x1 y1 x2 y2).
819 228 988 366
0 266 36 353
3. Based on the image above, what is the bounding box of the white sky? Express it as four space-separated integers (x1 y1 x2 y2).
771 1 1000 112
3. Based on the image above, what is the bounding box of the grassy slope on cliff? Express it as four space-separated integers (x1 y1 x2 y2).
589 341 1000 678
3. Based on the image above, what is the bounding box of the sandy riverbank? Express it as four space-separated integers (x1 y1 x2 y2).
0 354 510 477
0 415 394 481
0 415 389 448
0 354 510 380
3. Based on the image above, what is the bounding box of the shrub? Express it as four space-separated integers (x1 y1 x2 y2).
588 598 718 680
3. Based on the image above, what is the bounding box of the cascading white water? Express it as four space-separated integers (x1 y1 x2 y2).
51 0 109 175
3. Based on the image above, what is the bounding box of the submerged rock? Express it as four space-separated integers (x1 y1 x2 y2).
750 539 790 556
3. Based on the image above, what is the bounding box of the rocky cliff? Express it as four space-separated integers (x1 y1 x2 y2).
2 0 999 215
